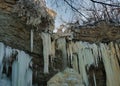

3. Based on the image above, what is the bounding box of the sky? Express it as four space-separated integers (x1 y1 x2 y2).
46 0 73 28
46 0 120 29
46 0 94 29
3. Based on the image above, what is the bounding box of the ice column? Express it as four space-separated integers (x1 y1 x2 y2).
57 38 67 68
41 32 51 73
30 29 34 52
12 51 32 86
100 43 120 86
0 43 5 77
70 42 99 86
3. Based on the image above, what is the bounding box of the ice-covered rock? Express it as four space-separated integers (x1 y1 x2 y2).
47 68 84 86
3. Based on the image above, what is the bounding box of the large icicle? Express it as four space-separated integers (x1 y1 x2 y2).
100 42 120 86
12 51 32 86
5 46 13 74
30 29 34 52
67 41 73 65
115 43 120 62
57 38 67 69
77 42 89 86
93 72 97 86
72 54 79 73
50 40 56 69
41 32 51 73
0 43 33 86
0 43 5 77
70 41 99 86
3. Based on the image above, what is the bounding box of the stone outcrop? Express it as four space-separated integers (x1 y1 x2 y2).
0 0 56 55
47 68 84 86
0 9 43 55
65 21 120 43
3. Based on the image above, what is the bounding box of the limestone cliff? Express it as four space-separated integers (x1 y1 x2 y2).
0 0 120 86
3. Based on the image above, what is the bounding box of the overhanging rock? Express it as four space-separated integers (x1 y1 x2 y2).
0 0 56 55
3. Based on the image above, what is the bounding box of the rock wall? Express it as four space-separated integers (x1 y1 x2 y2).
0 0 120 86
68 21 120 43
0 0 43 55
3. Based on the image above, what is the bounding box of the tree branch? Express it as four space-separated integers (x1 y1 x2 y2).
64 0 88 20
90 0 120 7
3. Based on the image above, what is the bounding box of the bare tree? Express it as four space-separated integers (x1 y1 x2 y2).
48 0 120 25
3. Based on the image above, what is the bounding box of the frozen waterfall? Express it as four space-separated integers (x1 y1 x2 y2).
0 42 32 86
67 41 120 86
41 32 52 73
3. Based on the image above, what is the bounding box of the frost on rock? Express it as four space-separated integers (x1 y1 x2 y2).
0 42 33 86
47 68 84 86
41 32 51 73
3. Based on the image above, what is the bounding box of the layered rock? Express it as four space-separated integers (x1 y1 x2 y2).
0 0 120 86
0 0 56 55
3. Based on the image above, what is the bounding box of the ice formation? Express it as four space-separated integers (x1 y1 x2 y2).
56 38 67 68
12 51 32 86
100 43 120 86
0 43 5 77
67 41 120 86
0 35 119 86
30 29 34 52
41 32 52 73
93 72 96 86
0 42 32 86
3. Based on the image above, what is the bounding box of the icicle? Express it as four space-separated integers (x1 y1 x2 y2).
5 46 13 74
12 51 32 86
30 29 34 52
25 68 32 86
93 72 97 86
0 43 5 77
100 43 120 86
78 49 89 86
72 54 79 73
69 41 73 64
41 32 51 73
56 38 67 68
50 40 56 69
51 40 55 58
12 60 18 86
115 43 120 61
91 44 99 66
70 41 100 86
5 46 12 59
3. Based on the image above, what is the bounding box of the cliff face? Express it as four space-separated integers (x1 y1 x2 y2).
0 0 43 55
66 21 120 43
0 1 55 86
0 0 120 86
